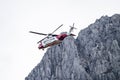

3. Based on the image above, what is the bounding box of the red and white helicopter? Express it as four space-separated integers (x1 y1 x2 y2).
29 23 76 50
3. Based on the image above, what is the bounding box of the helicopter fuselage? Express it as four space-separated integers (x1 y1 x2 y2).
38 33 72 49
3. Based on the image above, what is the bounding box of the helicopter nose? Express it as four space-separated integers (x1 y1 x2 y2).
38 43 44 49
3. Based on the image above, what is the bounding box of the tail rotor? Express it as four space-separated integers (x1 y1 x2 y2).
69 23 77 34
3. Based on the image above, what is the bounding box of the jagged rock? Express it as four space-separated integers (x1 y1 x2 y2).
25 14 120 80
76 14 120 80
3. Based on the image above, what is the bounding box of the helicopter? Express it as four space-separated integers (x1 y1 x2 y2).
29 23 76 50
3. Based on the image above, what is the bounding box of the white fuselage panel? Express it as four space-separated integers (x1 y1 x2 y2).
42 36 58 47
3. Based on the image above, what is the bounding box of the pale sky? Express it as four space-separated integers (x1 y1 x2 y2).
0 0 120 80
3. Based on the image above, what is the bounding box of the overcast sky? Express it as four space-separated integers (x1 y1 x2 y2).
0 0 120 80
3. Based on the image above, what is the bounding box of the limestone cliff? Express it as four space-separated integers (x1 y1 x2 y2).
25 14 120 80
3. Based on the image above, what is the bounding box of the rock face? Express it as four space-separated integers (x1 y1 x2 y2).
25 14 120 80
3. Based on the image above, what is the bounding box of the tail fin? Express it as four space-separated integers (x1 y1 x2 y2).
68 23 77 34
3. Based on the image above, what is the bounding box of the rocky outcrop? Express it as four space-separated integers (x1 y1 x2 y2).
25 14 120 80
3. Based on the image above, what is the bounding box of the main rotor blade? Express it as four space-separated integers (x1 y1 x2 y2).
51 24 63 34
29 31 47 36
